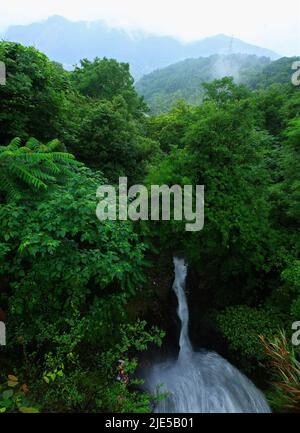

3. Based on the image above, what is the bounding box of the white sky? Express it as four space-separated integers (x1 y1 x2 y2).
0 0 299 55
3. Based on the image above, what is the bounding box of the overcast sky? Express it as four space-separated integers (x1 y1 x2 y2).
0 0 299 56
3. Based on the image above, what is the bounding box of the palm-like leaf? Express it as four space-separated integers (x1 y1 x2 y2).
0 137 78 201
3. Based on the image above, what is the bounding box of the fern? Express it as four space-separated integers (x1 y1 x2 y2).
0 137 78 201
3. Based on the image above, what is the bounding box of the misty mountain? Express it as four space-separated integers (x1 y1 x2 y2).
245 56 300 89
135 54 272 113
4 15 280 78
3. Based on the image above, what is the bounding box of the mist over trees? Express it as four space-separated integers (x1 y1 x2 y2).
135 54 300 114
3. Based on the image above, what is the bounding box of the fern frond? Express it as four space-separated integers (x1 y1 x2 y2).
7 137 22 150
45 139 61 152
50 152 76 161
0 171 19 201
30 168 56 183
0 137 77 201
10 163 48 189
42 160 61 175
25 137 40 151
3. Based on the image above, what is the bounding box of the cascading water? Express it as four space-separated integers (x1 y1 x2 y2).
146 257 271 413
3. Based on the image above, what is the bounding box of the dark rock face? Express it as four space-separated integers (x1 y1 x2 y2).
0 308 6 321
147 258 181 361
186 265 229 358
142 253 229 362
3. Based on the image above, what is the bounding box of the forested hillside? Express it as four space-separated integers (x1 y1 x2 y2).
136 54 299 114
0 40 300 413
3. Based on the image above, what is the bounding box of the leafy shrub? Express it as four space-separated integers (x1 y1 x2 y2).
216 305 278 370
0 375 38 413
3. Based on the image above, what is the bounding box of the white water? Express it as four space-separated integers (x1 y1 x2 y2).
147 257 271 413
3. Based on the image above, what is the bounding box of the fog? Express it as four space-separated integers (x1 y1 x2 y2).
0 0 299 56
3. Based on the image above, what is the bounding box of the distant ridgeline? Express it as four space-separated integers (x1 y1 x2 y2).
4 15 279 78
136 55 300 114
4 15 296 115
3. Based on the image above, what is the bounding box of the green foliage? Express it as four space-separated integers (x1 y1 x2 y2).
96 320 165 413
43 364 65 385
281 118 300 224
136 54 269 114
0 158 163 412
0 137 77 201
1 166 145 335
0 375 39 413
0 43 155 183
0 42 166 413
281 261 300 320
145 79 279 300
216 306 278 370
202 76 252 105
282 261 300 293
269 117 300 255
144 76 300 402
0 42 72 144
27 320 164 412
72 57 146 117
254 85 290 135
68 96 159 181
145 101 194 152
246 57 300 89
1 39 300 413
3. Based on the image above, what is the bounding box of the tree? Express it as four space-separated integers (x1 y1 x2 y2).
146 81 277 296
270 118 300 254
71 57 146 117
69 96 159 182
202 77 252 105
0 42 72 144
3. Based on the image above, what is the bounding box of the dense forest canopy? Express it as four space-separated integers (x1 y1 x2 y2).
0 40 300 413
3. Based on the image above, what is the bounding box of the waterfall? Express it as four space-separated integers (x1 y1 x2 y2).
172 257 192 359
146 257 271 413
